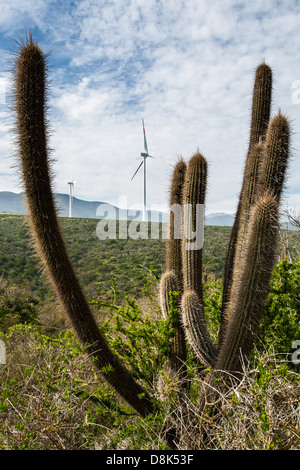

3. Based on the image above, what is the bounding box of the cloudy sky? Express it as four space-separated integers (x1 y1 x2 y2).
0 0 299 215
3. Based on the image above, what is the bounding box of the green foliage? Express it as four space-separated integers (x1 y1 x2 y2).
0 213 299 304
258 257 300 355
0 282 39 332
0 256 299 449
93 276 180 386
200 258 300 361
0 323 165 450
202 278 223 341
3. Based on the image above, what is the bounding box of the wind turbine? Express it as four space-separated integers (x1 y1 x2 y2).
68 180 78 218
131 118 154 222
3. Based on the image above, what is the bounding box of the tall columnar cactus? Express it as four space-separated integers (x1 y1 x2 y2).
160 159 187 377
182 153 207 302
12 34 290 449
219 62 273 342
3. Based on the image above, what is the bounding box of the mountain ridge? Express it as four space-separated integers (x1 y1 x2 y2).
0 191 297 229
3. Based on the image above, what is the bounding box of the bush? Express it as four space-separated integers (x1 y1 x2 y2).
0 282 39 332
186 352 300 450
0 323 167 450
201 258 300 361
258 257 300 359
92 275 180 387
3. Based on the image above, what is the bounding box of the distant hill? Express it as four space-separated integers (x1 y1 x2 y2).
205 212 235 227
0 191 297 229
0 191 167 222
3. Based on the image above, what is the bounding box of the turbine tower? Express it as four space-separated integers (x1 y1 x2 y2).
68 180 77 218
131 118 154 222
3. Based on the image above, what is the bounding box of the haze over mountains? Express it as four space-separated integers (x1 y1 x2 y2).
0 191 296 229
0 191 235 225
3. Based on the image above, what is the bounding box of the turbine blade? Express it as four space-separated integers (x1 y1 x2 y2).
131 160 144 180
142 118 149 154
150 155 173 166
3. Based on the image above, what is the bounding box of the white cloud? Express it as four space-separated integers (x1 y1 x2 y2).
0 0 300 215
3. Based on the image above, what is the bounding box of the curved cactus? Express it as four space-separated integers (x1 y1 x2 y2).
13 34 153 417
181 289 217 367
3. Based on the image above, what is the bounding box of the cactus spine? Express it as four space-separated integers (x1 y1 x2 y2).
13 34 153 417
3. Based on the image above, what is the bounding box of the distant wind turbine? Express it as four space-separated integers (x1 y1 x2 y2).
131 118 154 222
68 179 78 218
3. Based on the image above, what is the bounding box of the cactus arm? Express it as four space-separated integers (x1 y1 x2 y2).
160 271 180 321
256 112 290 202
219 112 290 349
181 290 217 367
160 272 187 374
219 63 273 341
166 158 187 287
160 159 187 374
248 62 273 150
232 143 265 269
179 152 218 366
182 152 207 303
216 194 279 372
13 34 153 417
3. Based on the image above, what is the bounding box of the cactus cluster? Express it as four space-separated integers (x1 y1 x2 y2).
160 62 290 383
12 34 290 448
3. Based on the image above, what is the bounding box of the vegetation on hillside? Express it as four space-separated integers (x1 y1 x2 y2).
1 213 299 302
0 214 299 449
0 254 299 450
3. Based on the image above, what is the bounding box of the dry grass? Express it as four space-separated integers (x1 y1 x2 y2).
158 351 300 450
0 325 109 450
0 324 299 450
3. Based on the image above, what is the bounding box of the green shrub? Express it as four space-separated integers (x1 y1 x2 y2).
92 276 181 387
258 257 300 358
0 282 39 332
